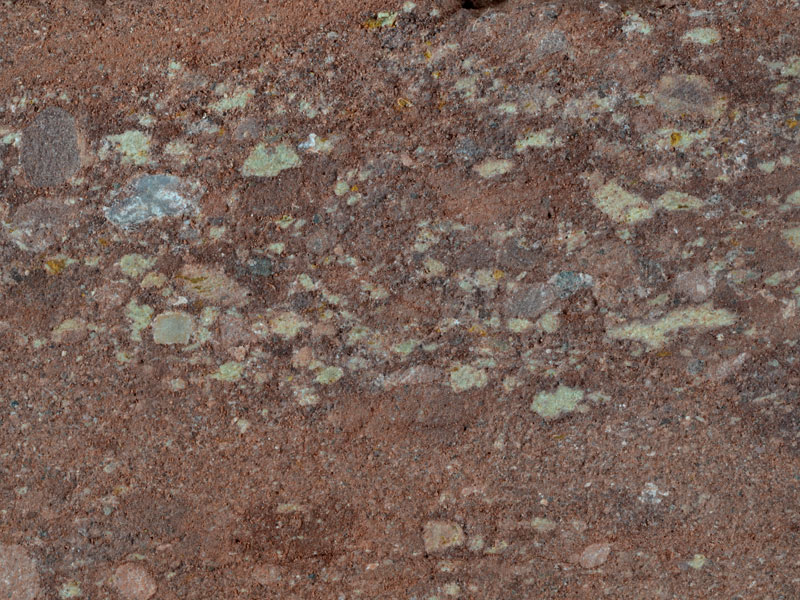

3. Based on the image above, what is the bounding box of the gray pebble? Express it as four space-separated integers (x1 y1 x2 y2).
20 107 80 187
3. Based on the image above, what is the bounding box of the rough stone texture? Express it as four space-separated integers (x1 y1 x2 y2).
0 545 40 600
20 106 80 187
1 1 800 598
112 563 157 600
579 543 612 569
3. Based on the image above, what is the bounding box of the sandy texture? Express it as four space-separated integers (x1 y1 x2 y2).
1 0 799 598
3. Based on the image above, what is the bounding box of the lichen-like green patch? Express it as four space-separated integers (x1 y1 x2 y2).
656 191 704 211
363 11 397 29
593 181 653 224
241 143 301 177
59 581 82 599
508 318 533 333
52 318 87 343
102 130 151 165
315 366 343 384
392 339 420 356
178 264 249 307
125 299 154 341
531 517 557 533
119 254 156 278
270 311 310 338
210 361 244 381
515 128 563 151
531 385 584 418
537 311 561 333
473 158 514 179
449 364 488 392
783 227 800 250
209 88 254 114
681 28 721 45
688 554 707 570
152 311 193 345
607 303 737 349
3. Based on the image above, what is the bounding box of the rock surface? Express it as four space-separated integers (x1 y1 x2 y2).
20 106 80 187
0 0 798 598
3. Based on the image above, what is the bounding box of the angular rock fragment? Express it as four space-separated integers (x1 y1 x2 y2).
105 174 203 229
152 311 194 345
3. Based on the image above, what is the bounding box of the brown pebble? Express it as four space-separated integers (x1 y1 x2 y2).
112 563 157 600
579 543 612 569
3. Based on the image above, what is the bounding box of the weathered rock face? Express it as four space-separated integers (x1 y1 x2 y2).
0 0 798 598
20 106 80 187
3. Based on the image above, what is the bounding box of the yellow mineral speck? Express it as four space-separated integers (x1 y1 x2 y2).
119 253 156 278
449 363 488 392
473 158 514 179
607 303 737 349
44 257 67 275
593 181 653 224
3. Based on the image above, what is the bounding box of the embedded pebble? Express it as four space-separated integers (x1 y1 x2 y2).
105 174 203 229
20 106 80 187
112 563 157 600
579 543 611 569
423 521 465 553
151 311 194 345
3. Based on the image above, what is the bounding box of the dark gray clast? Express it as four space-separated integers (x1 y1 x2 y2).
20 106 81 187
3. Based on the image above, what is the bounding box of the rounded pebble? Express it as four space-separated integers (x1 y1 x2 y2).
20 106 80 187
112 563 157 600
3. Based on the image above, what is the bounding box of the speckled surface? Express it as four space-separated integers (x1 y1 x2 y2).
1 0 800 598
